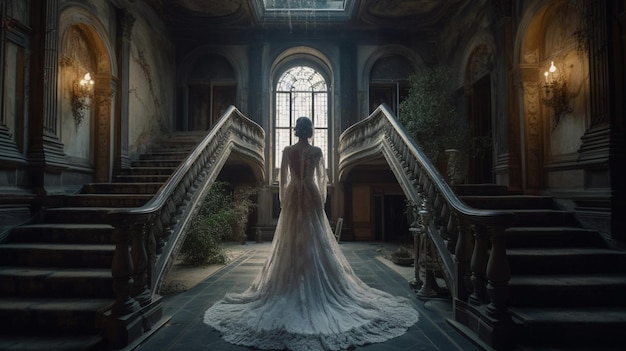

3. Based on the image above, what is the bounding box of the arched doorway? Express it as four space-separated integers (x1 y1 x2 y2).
59 17 114 183
516 1 587 194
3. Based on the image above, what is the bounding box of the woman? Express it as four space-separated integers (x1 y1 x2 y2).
204 117 418 350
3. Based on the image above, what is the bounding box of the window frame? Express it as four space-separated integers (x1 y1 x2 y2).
273 64 330 178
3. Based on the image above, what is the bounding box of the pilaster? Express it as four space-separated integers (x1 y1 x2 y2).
576 1 625 240
114 9 135 172
28 0 67 195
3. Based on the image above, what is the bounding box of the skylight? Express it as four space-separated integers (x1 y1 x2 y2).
263 0 346 11
253 0 354 23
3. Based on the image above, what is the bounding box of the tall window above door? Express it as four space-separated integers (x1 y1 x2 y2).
185 54 236 131
368 55 414 117
275 66 329 170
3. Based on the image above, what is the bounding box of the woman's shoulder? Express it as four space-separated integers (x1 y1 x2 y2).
310 145 323 156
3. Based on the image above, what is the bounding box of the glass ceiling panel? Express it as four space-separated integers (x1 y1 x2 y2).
264 0 346 11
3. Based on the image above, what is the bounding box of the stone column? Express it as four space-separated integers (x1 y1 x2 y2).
577 1 625 239
493 0 522 191
28 0 66 195
248 36 264 125
114 9 135 172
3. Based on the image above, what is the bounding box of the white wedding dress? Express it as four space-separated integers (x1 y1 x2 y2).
204 144 419 351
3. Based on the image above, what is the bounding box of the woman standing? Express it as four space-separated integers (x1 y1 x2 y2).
204 117 418 350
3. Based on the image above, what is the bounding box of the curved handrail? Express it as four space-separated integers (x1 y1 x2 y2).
339 104 515 315
105 106 265 317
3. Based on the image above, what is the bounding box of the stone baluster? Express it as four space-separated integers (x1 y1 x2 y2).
469 225 489 305
445 205 458 252
410 225 423 291
486 227 511 318
416 200 438 298
111 225 140 317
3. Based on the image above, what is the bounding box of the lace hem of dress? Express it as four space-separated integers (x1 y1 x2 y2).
204 307 418 351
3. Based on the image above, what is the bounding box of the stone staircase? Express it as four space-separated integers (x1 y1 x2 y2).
0 132 204 351
455 184 626 350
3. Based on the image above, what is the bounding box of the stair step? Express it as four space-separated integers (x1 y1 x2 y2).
139 151 188 160
65 194 153 207
0 243 115 268
9 223 115 244
131 159 182 168
113 174 171 183
461 195 554 210
507 247 626 274
0 267 113 298
509 274 626 307
43 208 110 223
81 182 162 194
509 210 578 227
0 298 111 335
505 227 606 248
119 166 178 176
511 306 626 348
0 334 104 351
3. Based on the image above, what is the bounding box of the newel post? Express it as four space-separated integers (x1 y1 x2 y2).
130 221 152 305
469 224 489 305
454 217 473 301
486 226 511 319
416 200 438 298
111 224 140 316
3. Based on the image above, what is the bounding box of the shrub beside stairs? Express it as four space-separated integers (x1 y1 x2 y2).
0 132 204 351
455 184 626 350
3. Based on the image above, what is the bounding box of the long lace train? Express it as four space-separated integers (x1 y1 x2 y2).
204 145 418 350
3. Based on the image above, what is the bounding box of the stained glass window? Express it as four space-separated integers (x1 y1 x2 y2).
275 66 329 169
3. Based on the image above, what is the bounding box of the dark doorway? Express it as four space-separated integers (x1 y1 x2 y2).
373 194 410 243
467 74 493 183
369 83 409 116
188 83 236 131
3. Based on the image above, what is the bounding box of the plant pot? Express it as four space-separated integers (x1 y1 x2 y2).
391 255 414 266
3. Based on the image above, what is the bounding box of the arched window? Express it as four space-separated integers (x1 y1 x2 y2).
274 65 329 170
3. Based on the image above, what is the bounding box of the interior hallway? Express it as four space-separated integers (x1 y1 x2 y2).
134 242 482 351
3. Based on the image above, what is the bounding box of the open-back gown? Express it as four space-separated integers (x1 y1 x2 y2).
204 144 419 350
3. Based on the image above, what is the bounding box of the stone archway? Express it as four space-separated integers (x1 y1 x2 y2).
515 1 585 194
60 15 115 183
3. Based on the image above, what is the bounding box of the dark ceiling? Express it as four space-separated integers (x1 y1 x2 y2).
147 0 464 33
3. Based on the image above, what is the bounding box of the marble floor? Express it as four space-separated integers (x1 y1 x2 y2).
134 242 483 351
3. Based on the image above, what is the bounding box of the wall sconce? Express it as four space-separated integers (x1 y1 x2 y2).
72 72 94 126
540 61 571 128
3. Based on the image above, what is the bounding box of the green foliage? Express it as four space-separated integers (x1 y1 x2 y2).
399 66 469 162
179 181 262 266
229 186 262 243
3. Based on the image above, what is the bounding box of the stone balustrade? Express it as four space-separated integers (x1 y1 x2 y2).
105 105 265 322
338 104 515 337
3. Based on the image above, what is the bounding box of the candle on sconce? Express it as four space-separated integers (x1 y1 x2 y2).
544 71 549 83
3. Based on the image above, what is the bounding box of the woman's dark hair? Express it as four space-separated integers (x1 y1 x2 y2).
294 117 313 138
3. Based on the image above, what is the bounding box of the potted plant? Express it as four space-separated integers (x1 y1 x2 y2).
391 246 414 266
